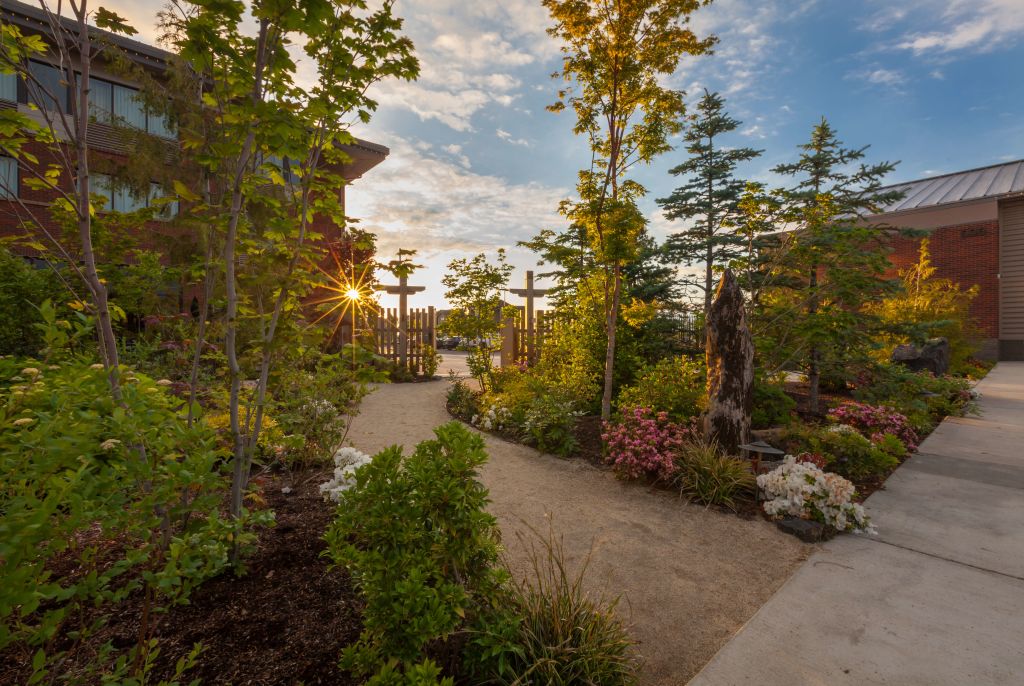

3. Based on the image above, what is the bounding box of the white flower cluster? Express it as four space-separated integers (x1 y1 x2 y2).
472 403 512 432
304 398 338 419
757 455 875 534
319 446 372 502
827 423 856 434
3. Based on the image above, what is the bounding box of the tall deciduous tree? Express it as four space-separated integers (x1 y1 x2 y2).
764 118 902 414
543 0 714 420
163 0 417 531
658 89 761 315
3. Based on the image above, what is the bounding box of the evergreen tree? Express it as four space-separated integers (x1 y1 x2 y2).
658 90 761 315
763 118 903 414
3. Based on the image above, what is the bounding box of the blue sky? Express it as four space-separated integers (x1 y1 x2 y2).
112 0 1024 307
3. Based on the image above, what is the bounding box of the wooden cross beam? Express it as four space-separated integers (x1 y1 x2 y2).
375 274 426 368
509 270 548 363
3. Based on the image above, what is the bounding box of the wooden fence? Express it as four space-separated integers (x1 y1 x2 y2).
500 308 555 367
368 306 437 375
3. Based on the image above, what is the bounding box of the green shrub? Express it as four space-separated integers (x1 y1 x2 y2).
0 251 69 356
446 372 479 419
421 345 441 378
522 392 579 457
323 422 509 683
674 438 756 509
484 530 638 686
783 424 898 481
0 353 259 682
751 375 796 429
617 355 705 421
854 364 975 434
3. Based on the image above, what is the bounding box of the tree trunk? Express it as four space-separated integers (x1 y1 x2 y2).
600 264 622 421
704 269 753 454
807 261 819 415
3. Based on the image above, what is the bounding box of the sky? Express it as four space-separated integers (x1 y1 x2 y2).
106 0 1024 308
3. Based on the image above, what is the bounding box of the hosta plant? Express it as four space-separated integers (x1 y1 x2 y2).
757 455 875 534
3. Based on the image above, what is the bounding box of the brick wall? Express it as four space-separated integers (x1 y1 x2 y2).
886 220 1000 339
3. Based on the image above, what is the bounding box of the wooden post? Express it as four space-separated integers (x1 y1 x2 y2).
509 270 548 364
376 275 426 369
500 317 515 367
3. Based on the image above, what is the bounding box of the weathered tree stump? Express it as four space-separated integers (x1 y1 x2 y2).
704 269 754 455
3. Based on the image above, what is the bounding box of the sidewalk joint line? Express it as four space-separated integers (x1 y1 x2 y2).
866 536 1024 583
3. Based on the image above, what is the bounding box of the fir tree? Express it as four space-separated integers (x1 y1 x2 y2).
658 90 761 315
764 118 903 414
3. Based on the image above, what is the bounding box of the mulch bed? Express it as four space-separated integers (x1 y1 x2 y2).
0 472 363 686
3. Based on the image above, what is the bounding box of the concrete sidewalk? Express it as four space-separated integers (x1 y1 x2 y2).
690 362 1024 685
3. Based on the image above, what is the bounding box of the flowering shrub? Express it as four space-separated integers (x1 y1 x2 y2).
319 446 373 502
602 406 689 480
796 452 829 469
522 393 581 457
783 424 900 481
473 402 513 432
757 455 875 534
828 401 918 451
617 355 705 421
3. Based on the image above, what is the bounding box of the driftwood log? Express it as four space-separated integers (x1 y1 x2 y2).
703 269 754 454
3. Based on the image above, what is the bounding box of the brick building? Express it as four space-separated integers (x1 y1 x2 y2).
0 0 388 316
872 159 1024 360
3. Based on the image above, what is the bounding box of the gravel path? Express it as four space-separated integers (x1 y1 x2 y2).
346 376 808 685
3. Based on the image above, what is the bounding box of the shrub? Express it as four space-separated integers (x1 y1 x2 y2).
522 392 580 457
319 446 373 502
484 530 638 685
827 401 918 451
421 345 441 378
674 438 756 509
323 422 509 682
854 364 975 434
751 375 796 429
602 406 690 481
0 250 69 357
758 455 874 533
616 355 705 421
446 372 479 419
786 424 899 481
0 355 260 682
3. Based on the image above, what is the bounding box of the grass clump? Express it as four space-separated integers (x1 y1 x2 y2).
674 438 755 510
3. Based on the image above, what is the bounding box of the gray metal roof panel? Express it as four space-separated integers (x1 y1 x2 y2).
876 159 1024 214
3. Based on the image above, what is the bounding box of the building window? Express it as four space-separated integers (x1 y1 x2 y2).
0 72 16 102
26 61 68 112
0 157 17 199
84 76 175 139
91 173 177 218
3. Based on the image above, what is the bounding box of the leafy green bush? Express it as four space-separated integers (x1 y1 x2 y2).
421 345 441 378
0 250 69 356
446 372 479 419
617 355 705 421
0 353 258 682
783 424 899 481
674 438 756 509
485 530 638 686
323 422 509 683
752 375 796 429
854 364 975 434
523 392 579 457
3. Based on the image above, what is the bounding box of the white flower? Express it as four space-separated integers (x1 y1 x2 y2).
318 446 373 502
156 379 174 386
90 363 106 370
12 417 34 427
20 367 40 377
757 455 874 534
100 438 122 451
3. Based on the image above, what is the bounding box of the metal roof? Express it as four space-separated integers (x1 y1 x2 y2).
876 159 1024 215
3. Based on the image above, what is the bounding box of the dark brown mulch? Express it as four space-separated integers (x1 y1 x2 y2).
572 415 604 465
0 473 362 686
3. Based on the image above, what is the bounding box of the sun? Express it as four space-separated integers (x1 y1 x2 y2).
306 250 378 344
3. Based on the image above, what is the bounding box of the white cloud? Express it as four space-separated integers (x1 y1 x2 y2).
893 0 1024 55
847 67 906 88
496 128 532 147
346 133 566 259
442 144 471 169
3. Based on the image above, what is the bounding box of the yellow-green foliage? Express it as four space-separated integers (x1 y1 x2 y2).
869 239 980 370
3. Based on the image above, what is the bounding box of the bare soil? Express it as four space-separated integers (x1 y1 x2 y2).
348 379 810 686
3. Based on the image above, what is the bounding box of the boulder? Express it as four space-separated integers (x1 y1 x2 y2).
891 337 951 376
776 517 834 543
703 270 754 455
